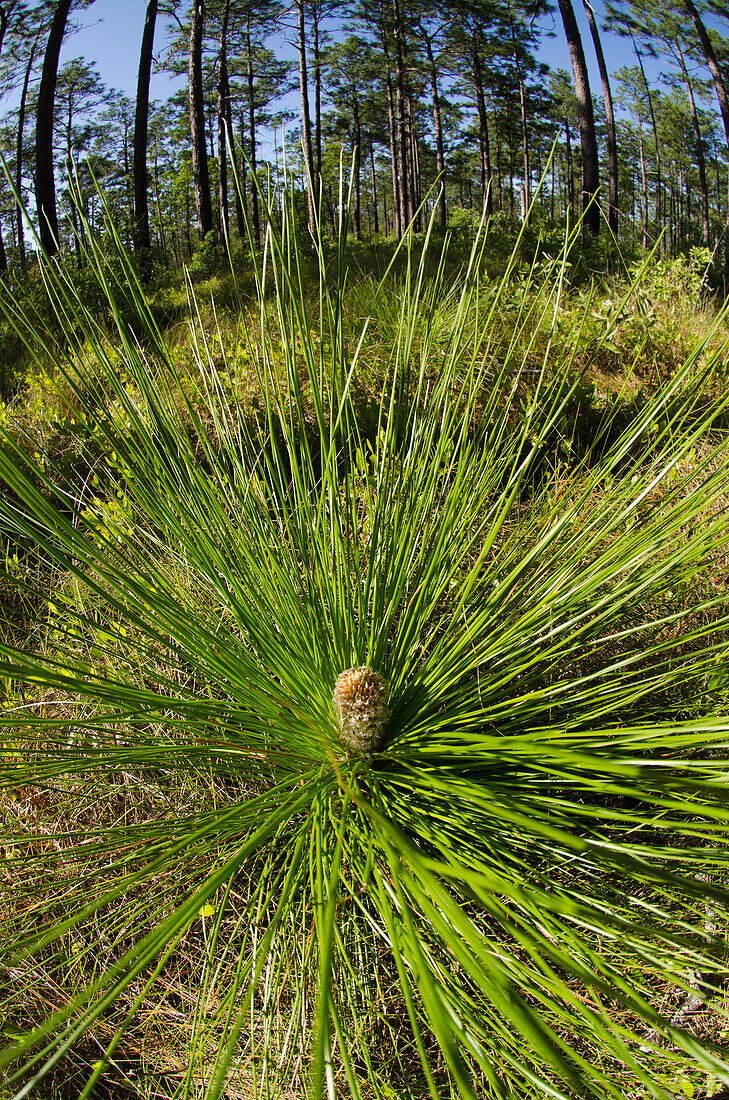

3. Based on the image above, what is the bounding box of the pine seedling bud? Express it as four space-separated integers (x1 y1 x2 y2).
333 666 390 754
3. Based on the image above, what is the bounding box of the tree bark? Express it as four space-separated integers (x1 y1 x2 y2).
370 143 379 235
681 0 729 144
0 218 7 273
295 0 315 233
216 0 231 247
35 0 73 256
633 38 662 250
133 0 157 255
674 39 709 246
353 94 361 239
312 0 322 182
245 17 260 247
407 95 420 229
384 61 401 238
0 6 9 57
472 41 492 219
516 62 530 217
557 0 600 236
15 31 40 271
188 0 213 240
582 0 618 237
638 120 648 249
423 32 446 227
392 0 409 230
564 120 575 212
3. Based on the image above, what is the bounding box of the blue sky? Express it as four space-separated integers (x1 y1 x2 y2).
47 0 717 138
63 0 657 101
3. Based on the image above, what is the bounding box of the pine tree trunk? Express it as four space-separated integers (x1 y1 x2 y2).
392 0 409 231
245 19 260 247
35 0 73 256
423 34 446 227
312 0 322 182
217 0 231 248
564 121 575 212
0 218 8 273
133 0 157 255
370 144 379 235
507 122 515 219
582 0 618 237
557 0 600 236
384 64 401 239
681 0 729 279
638 122 648 249
472 43 492 219
16 32 40 271
0 7 8 57
353 96 361 240
681 0 729 142
675 41 710 246
295 0 315 233
633 39 661 250
227 93 244 241
407 96 420 230
516 64 530 217
189 0 213 240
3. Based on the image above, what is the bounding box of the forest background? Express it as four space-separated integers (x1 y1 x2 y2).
0 0 728 286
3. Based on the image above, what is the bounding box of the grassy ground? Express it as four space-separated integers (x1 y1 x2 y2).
2 210 729 1099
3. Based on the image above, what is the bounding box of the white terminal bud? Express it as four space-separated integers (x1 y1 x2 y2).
332 666 390 754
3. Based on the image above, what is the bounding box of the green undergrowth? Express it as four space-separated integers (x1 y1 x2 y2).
2 191 729 1100
0 237 726 517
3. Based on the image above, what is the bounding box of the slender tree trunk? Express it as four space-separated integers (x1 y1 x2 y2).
0 219 7 273
633 38 662 250
123 119 134 237
133 0 157 255
681 0 729 143
36 0 73 256
370 144 379 234
493 114 503 209
352 96 361 240
472 42 492 219
152 137 166 256
0 7 9 57
423 34 446 227
564 121 575 212
392 0 409 231
189 0 213 240
669 177 675 255
227 92 244 240
507 5 530 218
638 121 648 249
65 106 83 268
312 0 322 182
384 63 401 238
507 122 515 219
516 64 530 216
295 0 315 233
681 0 729 281
674 40 709 246
239 112 248 217
245 19 260 247
216 0 231 248
582 0 618 237
407 95 420 229
15 32 40 271
557 0 600 236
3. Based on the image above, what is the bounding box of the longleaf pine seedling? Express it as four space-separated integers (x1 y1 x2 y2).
2 180 729 1100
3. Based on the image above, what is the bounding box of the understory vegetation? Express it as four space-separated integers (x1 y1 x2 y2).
3 192 729 1100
